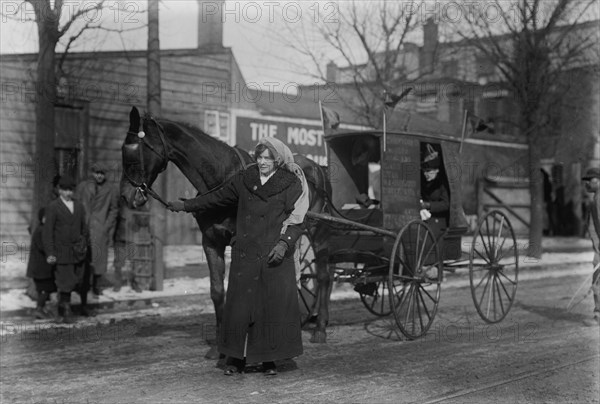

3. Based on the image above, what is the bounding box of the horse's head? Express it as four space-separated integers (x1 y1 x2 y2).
121 106 169 209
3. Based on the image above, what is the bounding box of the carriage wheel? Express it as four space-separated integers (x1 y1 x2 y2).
296 231 318 326
469 210 519 323
358 257 392 317
388 220 442 340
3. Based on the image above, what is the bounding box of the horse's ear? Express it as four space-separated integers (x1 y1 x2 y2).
129 107 140 132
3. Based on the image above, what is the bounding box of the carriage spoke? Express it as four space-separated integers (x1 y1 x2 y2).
416 231 427 271
477 230 492 262
477 272 493 309
497 269 517 285
497 273 514 301
490 216 499 259
494 275 506 316
474 268 492 290
484 219 493 259
403 284 415 328
379 284 387 313
417 284 432 321
415 288 425 332
415 224 422 267
490 274 498 320
419 283 439 305
474 248 492 265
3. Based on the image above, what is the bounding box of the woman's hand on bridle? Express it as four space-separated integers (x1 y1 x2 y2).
167 200 185 212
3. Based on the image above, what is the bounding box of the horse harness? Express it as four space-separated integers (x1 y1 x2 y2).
124 115 248 207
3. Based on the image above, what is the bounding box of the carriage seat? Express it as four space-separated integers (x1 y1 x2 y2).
339 208 383 227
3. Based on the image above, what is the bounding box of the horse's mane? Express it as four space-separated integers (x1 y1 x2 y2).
144 112 231 149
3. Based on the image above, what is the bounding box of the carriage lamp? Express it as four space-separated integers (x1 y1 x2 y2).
138 131 146 139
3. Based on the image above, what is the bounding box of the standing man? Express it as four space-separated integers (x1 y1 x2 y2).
76 163 119 296
582 167 600 326
43 176 88 323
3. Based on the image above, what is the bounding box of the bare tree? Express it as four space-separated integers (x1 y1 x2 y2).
2 0 143 231
453 0 599 257
279 0 422 127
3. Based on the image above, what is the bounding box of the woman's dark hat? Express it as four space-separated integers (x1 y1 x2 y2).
422 144 440 169
582 167 600 181
58 176 76 190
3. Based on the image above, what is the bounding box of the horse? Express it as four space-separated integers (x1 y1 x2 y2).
120 106 335 355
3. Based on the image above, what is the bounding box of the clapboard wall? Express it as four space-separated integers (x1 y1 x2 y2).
0 47 251 246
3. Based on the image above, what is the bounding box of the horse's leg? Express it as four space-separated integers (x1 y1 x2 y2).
310 255 332 343
202 238 226 359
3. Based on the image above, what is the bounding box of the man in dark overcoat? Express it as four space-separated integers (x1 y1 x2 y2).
43 176 89 323
76 162 119 295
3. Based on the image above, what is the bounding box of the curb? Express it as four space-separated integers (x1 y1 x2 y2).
0 293 202 322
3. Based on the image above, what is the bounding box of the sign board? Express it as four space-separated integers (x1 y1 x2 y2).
235 116 327 165
382 134 421 230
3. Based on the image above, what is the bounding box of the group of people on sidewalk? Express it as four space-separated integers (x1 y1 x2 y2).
26 163 136 324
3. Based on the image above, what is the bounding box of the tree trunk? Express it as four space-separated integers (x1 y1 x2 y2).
30 3 59 233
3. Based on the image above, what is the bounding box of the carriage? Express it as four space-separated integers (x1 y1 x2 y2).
296 129 521 340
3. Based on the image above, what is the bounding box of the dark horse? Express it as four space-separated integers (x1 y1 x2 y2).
120 107 336 355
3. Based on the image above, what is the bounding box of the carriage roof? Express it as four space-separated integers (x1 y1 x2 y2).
323 128 529 232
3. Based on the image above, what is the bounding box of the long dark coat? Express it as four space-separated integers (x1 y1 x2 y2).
184 165 303 363
42 198 88 264
26 225 54 279
76 179 119 274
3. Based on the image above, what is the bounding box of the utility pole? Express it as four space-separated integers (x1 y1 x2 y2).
147 0 164 290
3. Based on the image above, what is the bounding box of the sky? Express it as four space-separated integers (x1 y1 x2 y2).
0 0 326 87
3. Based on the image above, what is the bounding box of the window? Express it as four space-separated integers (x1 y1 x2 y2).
204 111 230 144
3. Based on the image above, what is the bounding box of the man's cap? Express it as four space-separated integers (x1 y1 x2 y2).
57 176 76 190
91 162 108 173
582 167 600 181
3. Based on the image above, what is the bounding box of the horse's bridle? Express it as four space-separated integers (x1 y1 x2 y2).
124 115 249 208
124 116 170 207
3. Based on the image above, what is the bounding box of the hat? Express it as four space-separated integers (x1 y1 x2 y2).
91 162 108 173
582 167 600 181
57 176 76 190
422 144 440 170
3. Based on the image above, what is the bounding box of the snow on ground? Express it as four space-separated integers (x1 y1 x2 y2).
1 241 593 313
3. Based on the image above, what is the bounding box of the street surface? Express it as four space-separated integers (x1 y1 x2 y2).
1 264 599 404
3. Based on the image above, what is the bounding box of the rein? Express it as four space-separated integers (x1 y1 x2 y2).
124 116 248 207
125 116 170 207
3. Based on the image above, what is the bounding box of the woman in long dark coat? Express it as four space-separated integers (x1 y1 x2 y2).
168 138 305 376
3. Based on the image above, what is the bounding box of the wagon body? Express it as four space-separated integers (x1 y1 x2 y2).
323 130 470 261
298 128 523 339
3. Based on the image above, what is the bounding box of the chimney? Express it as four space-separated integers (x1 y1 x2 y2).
197 0 224 50
326 61 338 83
420 18 438 75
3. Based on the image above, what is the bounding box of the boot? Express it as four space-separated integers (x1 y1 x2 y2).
92 275 103 296
57 292 75 324
33 291 51 319
61 302 76 324
78 286 96 317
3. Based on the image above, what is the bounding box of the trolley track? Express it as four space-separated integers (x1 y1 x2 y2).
421 355 600 404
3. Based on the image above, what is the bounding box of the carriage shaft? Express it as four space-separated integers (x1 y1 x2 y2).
306 211 396 238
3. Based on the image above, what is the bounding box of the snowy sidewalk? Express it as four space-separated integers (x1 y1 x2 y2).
0 238 594 318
